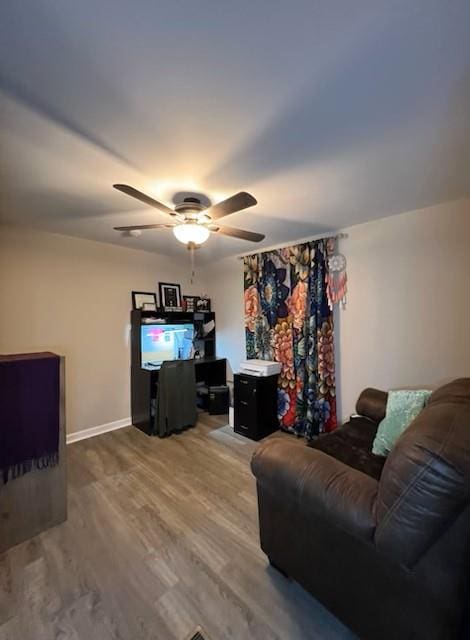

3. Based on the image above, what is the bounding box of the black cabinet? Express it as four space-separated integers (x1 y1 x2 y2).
233 373 279 441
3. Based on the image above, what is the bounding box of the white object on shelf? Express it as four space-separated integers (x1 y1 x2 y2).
202 319 215 336
239 359 281 377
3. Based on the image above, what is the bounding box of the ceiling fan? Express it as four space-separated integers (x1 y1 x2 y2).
112 184 265 248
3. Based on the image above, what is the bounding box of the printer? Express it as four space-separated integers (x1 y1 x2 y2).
238 359 281 377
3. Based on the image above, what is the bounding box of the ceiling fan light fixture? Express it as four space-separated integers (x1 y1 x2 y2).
113 184 262 244
173 223 210 245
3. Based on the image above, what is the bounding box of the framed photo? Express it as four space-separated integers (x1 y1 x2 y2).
183 295 199 312
158 282 182 310
132 291 157 311
196 297 211 312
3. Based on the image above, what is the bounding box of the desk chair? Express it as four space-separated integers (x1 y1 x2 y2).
154 359 197 437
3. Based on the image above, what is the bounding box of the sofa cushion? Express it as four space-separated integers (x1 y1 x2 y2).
252 438 378 540
428 377 470 407
375 378 470 568
308 417 386 480
372 389 431 457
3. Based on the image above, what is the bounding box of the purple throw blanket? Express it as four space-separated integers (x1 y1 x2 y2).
0 352 60 484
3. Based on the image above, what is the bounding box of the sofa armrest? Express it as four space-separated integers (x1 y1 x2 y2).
251 438 378 540
356 388 388 423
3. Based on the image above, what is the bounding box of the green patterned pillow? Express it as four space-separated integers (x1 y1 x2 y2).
372 389 432 457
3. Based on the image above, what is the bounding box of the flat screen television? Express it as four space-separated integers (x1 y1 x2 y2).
141 323 194 367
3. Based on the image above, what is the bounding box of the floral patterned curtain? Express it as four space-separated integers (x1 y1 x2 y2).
244 239 336 437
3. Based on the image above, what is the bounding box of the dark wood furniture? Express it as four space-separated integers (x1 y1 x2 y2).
233 373 279 441
0 353 67 554
130 309 226 435
197 384 230 415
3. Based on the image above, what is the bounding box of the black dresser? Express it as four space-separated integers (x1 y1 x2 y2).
233 373 279 440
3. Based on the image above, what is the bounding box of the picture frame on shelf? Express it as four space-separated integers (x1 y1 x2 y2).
196 297 211 312
132 291 157 311
183 295 199 312
158 282 182 310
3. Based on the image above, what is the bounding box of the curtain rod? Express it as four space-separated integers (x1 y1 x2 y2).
236 232 348 260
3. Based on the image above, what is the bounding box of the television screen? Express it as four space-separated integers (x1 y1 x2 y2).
141 324 194 366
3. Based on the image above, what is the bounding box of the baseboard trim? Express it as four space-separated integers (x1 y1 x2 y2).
67 417 131 444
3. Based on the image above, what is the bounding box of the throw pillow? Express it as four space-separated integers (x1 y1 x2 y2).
372 389 431 457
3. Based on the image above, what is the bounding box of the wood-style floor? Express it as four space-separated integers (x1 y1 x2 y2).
0 413 355 640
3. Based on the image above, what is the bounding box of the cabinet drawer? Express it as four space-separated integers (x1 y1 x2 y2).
234 420 251 436
235 402 256 428
237 394 256 412
235 377 257 402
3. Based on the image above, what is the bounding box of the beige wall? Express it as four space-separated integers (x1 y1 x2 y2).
204 198 470 420
201 257 245 383
336 198 470 418
2 198 469 434
0 227 205 434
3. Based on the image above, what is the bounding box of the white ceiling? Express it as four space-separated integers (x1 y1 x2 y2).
1 0 469 264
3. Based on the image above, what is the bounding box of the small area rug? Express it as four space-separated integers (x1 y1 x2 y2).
208 424 249 444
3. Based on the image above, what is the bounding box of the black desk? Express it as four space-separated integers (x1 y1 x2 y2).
132 357 227 435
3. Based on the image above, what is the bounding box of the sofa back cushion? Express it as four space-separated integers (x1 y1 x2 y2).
375 379 470 568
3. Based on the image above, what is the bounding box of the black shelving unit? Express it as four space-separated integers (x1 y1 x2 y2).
193 311 216 359
130 309 226 435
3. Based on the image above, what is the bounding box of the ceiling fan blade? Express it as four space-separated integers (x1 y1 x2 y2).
208 224 265 243
204 191 257 221
113 184 176 216
113 223 175 231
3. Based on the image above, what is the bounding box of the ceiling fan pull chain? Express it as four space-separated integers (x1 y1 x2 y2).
189 244 195 285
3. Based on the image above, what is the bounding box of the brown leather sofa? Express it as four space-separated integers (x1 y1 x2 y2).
251 379 470 640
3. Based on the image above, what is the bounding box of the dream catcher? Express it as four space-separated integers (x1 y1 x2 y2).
326 236 348 309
